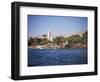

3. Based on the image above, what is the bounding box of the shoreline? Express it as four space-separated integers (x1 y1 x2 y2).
28 44 87 49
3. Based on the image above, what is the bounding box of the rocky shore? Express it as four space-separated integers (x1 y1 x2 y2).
28 43 87 49
65 44 87 48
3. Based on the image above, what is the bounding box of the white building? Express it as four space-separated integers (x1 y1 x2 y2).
47 29 53 42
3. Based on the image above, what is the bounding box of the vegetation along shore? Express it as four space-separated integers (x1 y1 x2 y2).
28 31 87 49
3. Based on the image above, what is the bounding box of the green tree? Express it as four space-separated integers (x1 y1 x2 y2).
82 31 87 44
28 37 33 46
42 34 47 39
28 37 41 46
67 35 82 44
53 36 66 45
39 39 48 45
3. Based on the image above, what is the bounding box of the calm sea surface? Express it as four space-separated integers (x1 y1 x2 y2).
28 48 87 66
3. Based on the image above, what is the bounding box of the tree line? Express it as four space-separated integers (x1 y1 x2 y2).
28 32 87 47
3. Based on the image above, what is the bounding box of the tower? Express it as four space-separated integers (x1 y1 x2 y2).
48 29 53 42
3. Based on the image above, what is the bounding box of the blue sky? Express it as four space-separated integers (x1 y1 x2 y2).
28 15 87 37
